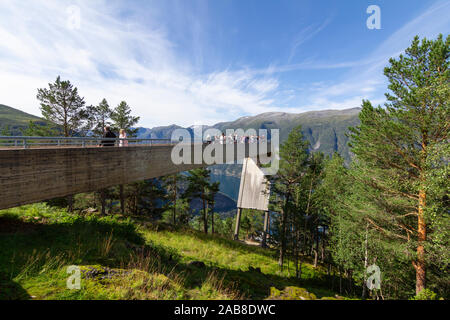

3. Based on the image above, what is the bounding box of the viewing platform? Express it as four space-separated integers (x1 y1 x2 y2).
0 136 273 210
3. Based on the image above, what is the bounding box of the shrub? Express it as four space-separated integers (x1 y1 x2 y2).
411 289 438 300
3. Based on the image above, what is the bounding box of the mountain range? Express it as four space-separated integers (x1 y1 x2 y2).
0 103 361 208
135 107 361 161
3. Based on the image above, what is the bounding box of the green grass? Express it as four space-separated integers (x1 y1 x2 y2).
0 204 343 300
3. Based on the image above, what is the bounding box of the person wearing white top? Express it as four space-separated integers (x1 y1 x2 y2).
119 129 128 147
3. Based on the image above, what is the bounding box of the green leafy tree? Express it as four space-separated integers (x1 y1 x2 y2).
348 34 449 295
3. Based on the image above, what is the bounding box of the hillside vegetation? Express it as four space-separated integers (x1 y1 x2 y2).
0 104 50 136
0 204 346 300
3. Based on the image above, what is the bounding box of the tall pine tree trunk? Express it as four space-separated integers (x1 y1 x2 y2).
313 228 319 268
173 200 176 225
293 224 299 277
415 188 427 295
64 123 73 212
278 194 289 270
320 227 325 263
295 228 302 279
362 223 369 299
211 204 215 234
278 209 287 268
173 176 177 225
202 197 207 234
414 132 428 295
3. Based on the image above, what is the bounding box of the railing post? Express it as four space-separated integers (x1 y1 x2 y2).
23 138 28 149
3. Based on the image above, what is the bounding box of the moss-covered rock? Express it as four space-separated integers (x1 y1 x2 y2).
267 286 317 300
80 265 131 280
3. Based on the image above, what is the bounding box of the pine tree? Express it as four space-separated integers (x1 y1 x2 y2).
110 100 140 214
88 98 112 136
37 76 88 137
207 182 220 234
110 101 140 137
85 99 113 215
349 34 449 295
184 168 213 234
125 179 165 217
161 174 184 225
269 125 310 269
37 76 89 212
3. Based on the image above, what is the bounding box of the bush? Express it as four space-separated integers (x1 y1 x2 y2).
412 289 438 300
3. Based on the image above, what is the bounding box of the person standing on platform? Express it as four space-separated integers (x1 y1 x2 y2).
100 125 116 147
119 129 128 147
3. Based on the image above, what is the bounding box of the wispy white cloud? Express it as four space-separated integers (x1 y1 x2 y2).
0 0 448 128
275 0 450 113
0 0 280 127
288 18 332 63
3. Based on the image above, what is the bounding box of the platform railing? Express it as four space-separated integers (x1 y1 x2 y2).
0 136 173 149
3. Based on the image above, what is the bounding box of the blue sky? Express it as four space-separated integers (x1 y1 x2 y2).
0 0 448 127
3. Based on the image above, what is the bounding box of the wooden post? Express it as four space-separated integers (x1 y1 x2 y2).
234 207 242 240
261 210 269 248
